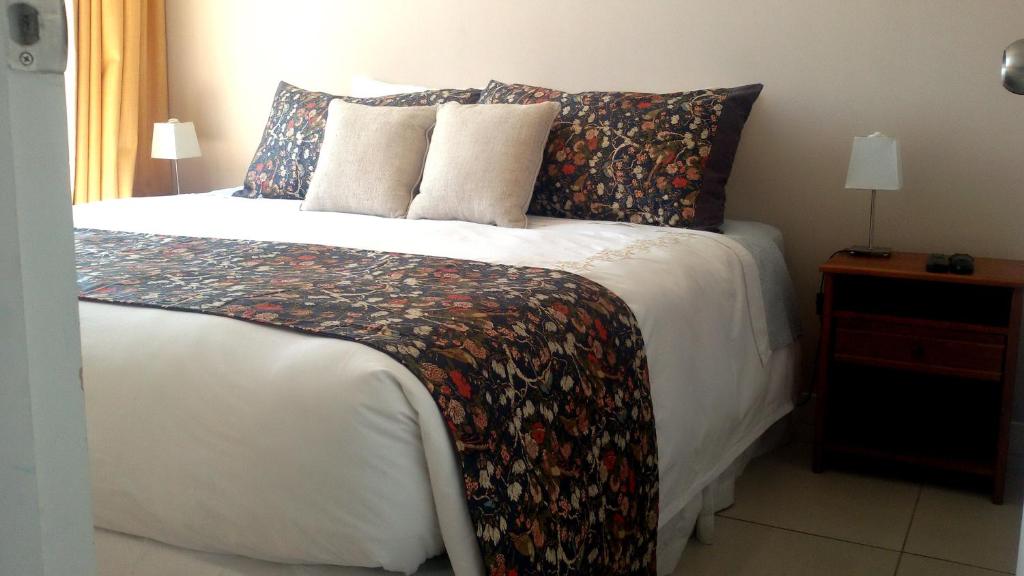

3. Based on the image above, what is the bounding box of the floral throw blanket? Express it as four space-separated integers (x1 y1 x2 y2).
75 228 658 575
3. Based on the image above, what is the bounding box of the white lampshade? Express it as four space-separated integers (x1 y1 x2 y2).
151 119 201 160
845 132 902 191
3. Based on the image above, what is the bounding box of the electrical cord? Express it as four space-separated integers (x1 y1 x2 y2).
796 249 848 408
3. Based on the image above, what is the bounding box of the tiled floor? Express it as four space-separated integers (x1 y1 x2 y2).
676 441 1022 575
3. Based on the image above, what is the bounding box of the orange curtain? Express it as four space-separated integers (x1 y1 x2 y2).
73 0 169 204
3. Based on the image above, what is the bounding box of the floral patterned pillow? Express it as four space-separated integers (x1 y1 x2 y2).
237 82 481 200
479 80 763 230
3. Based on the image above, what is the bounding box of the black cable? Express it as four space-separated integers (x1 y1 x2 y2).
797 249 848 408
816 249 848 298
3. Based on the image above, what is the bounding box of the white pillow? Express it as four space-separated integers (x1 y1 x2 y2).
301 100 437 218
407 101 560 228
349 75 429 97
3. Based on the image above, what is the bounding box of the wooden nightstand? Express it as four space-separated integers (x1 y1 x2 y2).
814 252 1024 503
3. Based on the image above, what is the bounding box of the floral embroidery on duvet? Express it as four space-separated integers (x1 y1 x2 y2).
75 228 658 575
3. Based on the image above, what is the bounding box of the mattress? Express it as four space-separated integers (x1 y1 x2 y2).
74 191 799 575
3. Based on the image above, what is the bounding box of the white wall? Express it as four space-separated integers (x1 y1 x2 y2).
165 0 1024 412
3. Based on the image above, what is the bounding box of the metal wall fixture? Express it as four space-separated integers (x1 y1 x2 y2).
1004 39 1024 94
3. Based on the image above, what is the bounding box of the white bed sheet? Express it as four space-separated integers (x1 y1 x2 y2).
92 341 797 576
74 192 796 575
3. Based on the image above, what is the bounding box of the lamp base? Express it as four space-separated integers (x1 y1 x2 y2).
846 245 892 258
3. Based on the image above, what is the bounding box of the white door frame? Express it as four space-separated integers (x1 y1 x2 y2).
0 2 96 575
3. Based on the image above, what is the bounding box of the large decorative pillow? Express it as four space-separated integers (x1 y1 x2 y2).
301 101 437 218
407 101 560 228
238 82 481 200
479 80 763 230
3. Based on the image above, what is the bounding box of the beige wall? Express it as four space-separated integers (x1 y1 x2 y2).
167 0 1024 414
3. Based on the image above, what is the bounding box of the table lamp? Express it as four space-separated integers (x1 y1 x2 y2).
844 132 902 258
152 119 201 195
1004 39 1024 94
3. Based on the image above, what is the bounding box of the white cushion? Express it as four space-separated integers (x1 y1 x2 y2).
301 100 437 218
407 101 560 228
349 75 429 97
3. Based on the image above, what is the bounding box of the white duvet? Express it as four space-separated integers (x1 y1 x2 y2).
74 192 795 575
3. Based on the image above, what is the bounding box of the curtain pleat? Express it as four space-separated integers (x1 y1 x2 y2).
73 0 169 204
133 0 170 197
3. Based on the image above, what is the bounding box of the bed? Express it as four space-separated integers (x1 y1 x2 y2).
74 189 799 576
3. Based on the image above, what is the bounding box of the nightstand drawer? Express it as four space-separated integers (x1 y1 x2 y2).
834 318 1006 381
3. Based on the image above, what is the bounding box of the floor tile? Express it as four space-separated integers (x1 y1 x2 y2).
896 554 1009 576
904 474 1022 573
720 441 920 550
674 517 900 576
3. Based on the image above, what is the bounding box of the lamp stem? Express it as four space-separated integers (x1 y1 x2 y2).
173 159 181 195
867 189 877 249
